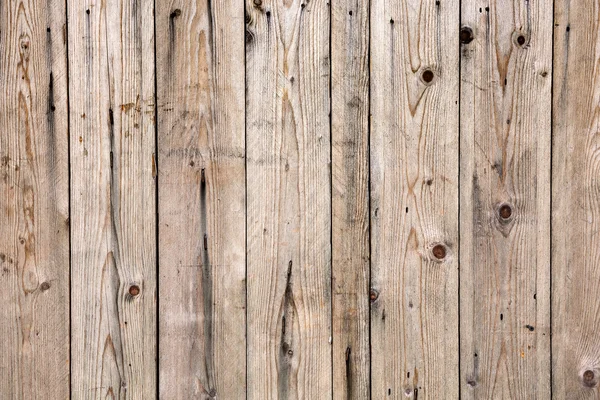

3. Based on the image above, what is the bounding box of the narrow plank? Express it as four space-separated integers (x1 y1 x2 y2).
370 0 460 398
0 0 69 398
156 0 246 398
245 0 331 398
552 2 600 397
331 0 370 398
459 1 552 398
68 0 156 397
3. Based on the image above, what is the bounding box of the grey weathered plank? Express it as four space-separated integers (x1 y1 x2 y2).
370 0 460 398
68 0 157 397
459 0 552 398
552 1 600 397
0 0 70 398
245 0 332 398
156 0 246 398
331 0 370 398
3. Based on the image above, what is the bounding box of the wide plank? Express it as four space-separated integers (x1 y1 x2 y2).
68 0 157 397
0 0 69 398
331 0 370 398
156 0 247 398
459 0 552 398
245 0 332 398
370 0 460 398
552 1 600 397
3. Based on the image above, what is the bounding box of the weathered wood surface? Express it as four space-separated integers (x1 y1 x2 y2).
68 0 156 397
552 1 600 398
156 0 247 398
460 0 552 398
331 0 370 398
6 0 600 398
245 0 332 398
0 0 70 398
370 0 460 398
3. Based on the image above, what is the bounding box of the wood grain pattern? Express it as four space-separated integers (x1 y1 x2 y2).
68 0 156 397
156 0 246 398
245 0 331 398
460 0 552 398
331 0 370 398
0 0 69 398
369 0 460 398
552 1 600 398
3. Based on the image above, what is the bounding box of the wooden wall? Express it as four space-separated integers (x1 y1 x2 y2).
1 0 599 398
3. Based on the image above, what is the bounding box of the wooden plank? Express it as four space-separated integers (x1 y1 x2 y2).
459 1 552 398
68 0 156 397
0 0 70 398
369 0 460 398
156 0 246 398
552 1 600 397
245 0 331 398
331 0 370 398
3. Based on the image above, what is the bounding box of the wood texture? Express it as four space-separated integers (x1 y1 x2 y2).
552 1 600 397
156 0 246 398
68 0 156 397
0 0 70 398
460 1 552 398
331 0 370 399
245 0 331 398
369 0 460 398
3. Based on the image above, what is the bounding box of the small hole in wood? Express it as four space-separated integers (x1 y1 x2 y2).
460 27 474 44
517 35 526 46
499 204 512 220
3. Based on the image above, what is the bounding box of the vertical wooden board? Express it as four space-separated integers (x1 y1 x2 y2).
370 0 459 398
552 1 600 397
331 0 370 398
0 0 69 398
245 0 331 398
459 0 552 398
156 0 246 398
68 0 156 397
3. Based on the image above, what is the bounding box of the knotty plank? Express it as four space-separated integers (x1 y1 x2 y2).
552 1 600 397
68 0 156 397
0 0 69 398
331 0 370 398
370 0 460 398
156 0 246 398
245 0 331 398
460 1 552 398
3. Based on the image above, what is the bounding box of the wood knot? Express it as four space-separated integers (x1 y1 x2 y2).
460 27 474 44
583 370 597 387
129 285 140 296
499 203 513 220
170 9 181 19
369 289 379 302
421 69 436 85
432 243 447 260
40 282 51 291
